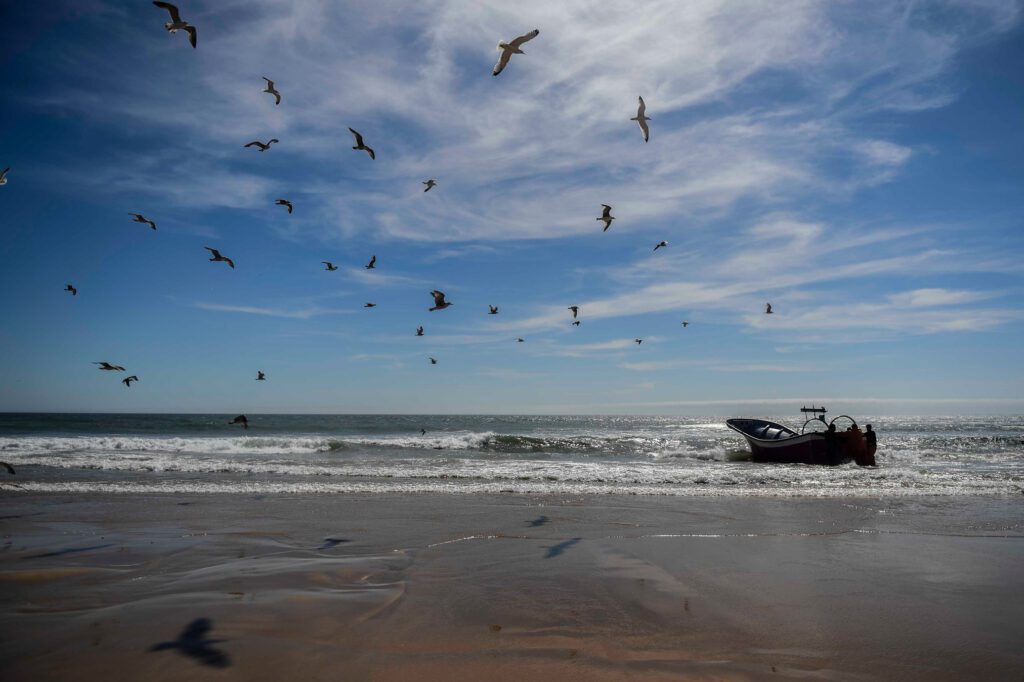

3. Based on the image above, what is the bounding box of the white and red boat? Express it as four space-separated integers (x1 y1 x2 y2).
727 407 873 465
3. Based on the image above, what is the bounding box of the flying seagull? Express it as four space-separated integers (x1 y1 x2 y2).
423 179 437 192
416 326 424 336
568 306 579 319
229 415 248 429
429 290 452 311
149 618 228 669
635 338 643 345
256 371 265 381
65 284 77 296
0 462 14 475
153 2 197 48
348 128 375 160
364 303 376 308
517 337 524 343
0 167 9 186
766 303 773 314
275 199 293 214
122 375 139 387
493 29 539 76
129 213 157 230
654 240 668 251
681 321 689 327
365 255 376 269
204 247 235 269
631 96 650 143
597 204 614 232
244 139 279 152
489 305 499 315
571 320 580 326
261 77 281 105
429 357 437 365
322 261 338 271
94 362 125 371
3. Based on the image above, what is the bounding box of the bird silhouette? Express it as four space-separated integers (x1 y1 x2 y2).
94 362 125 371
261 77 281 105
365 255 376 269
152 2 197 48
489 305 499 315
635 339 643 345
493 29 539 76
568 306 579 319
275 199 293 214
571 320 580 326
204 247 235 269
65 284 77 296
129 213 157 230
597 204 614 232
766 303 773 314
348 128 375 159
229 415 248 429
429 290 452 311
322 261 338 271
422 179 437 192
654 240 668 251
149 618 229 668
681 321 689 327
0 462 14 475
256 371 265 381
244 139 278 152
121 375 139 387
0 167 9 185
517 337 524 343
416 326 424 336
429 357 437 365
631 96 650 142
364 303 377 308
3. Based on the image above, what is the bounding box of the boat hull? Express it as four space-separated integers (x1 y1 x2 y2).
727 418 862 465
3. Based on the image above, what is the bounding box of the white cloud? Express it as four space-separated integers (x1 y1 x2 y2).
194 302 352 319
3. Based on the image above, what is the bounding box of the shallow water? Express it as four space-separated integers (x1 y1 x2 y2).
1 413 1022 496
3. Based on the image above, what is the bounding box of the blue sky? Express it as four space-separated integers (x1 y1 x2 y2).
1 0 1022 414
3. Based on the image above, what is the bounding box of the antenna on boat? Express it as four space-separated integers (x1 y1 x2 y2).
801 405 827 423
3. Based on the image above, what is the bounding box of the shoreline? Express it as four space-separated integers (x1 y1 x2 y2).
2 492 1023 680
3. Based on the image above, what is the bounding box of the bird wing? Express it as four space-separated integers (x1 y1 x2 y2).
224 257 235 269
431 290 446 305
244 141 260 148
638 118 649 142
153 1 181 24
365 146 375 160
509 28 540 49
273 91 280 105
348 128 364 147
0 462 14 474
205 247 220 257
268 139 279 144
636 96 646 118
184 25 196 48
492 49 513 76
0 168 8 180
263 77 274 87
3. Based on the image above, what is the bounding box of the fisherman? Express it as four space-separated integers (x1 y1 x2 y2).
863 424 877 466
823 422 838 463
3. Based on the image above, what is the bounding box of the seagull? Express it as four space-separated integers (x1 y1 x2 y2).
0 167 9 185
94 362 125 371
65 284 77 296
654 241 668 251
229 415 248 429
517 337 524 343
416 326 424 336
256 371 265 381
153 2 197 48
261 77 281 105
766 303 773 314
635 339 643 345
420 428 427 435
365 255 376 269
364 303 377 308
129 213 157 230
348 128 375 160
597 204 614 232
204 247 235 269
244 139 279 152
429 357 437 365
322 261 338 271
568 306 579 319
571 320 580 326
489 305 499 315
492 29 539 76
122 375 139 387
275 199 293 214
681 321 689 327
149 618 228 669
631 96 650 143
429 290 452 311
0 462 14 475
423 179 437 192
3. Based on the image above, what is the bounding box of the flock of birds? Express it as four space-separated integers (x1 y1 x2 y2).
0 3 780 437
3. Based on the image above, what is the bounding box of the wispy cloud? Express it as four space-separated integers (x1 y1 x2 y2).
195 302 352 319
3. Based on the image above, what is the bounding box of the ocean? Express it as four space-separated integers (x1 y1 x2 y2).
1 413 1021 497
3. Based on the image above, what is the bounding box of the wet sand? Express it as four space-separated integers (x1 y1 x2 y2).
1 493 1022 680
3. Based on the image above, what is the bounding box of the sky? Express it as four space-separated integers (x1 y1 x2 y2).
0 0 1023 415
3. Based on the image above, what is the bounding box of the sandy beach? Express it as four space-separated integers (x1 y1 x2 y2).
1 492 1021 680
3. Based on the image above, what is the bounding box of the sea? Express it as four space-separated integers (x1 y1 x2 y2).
1 414 1021 497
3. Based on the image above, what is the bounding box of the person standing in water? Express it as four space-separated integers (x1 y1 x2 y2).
863 424 877 466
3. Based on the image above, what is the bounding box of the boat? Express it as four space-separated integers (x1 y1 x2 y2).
726 406 873 465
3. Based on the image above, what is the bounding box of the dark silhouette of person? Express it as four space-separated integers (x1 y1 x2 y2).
824 422 838 463
864 424 877 465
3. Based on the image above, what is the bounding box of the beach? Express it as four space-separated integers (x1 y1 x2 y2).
2 492 1022 680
